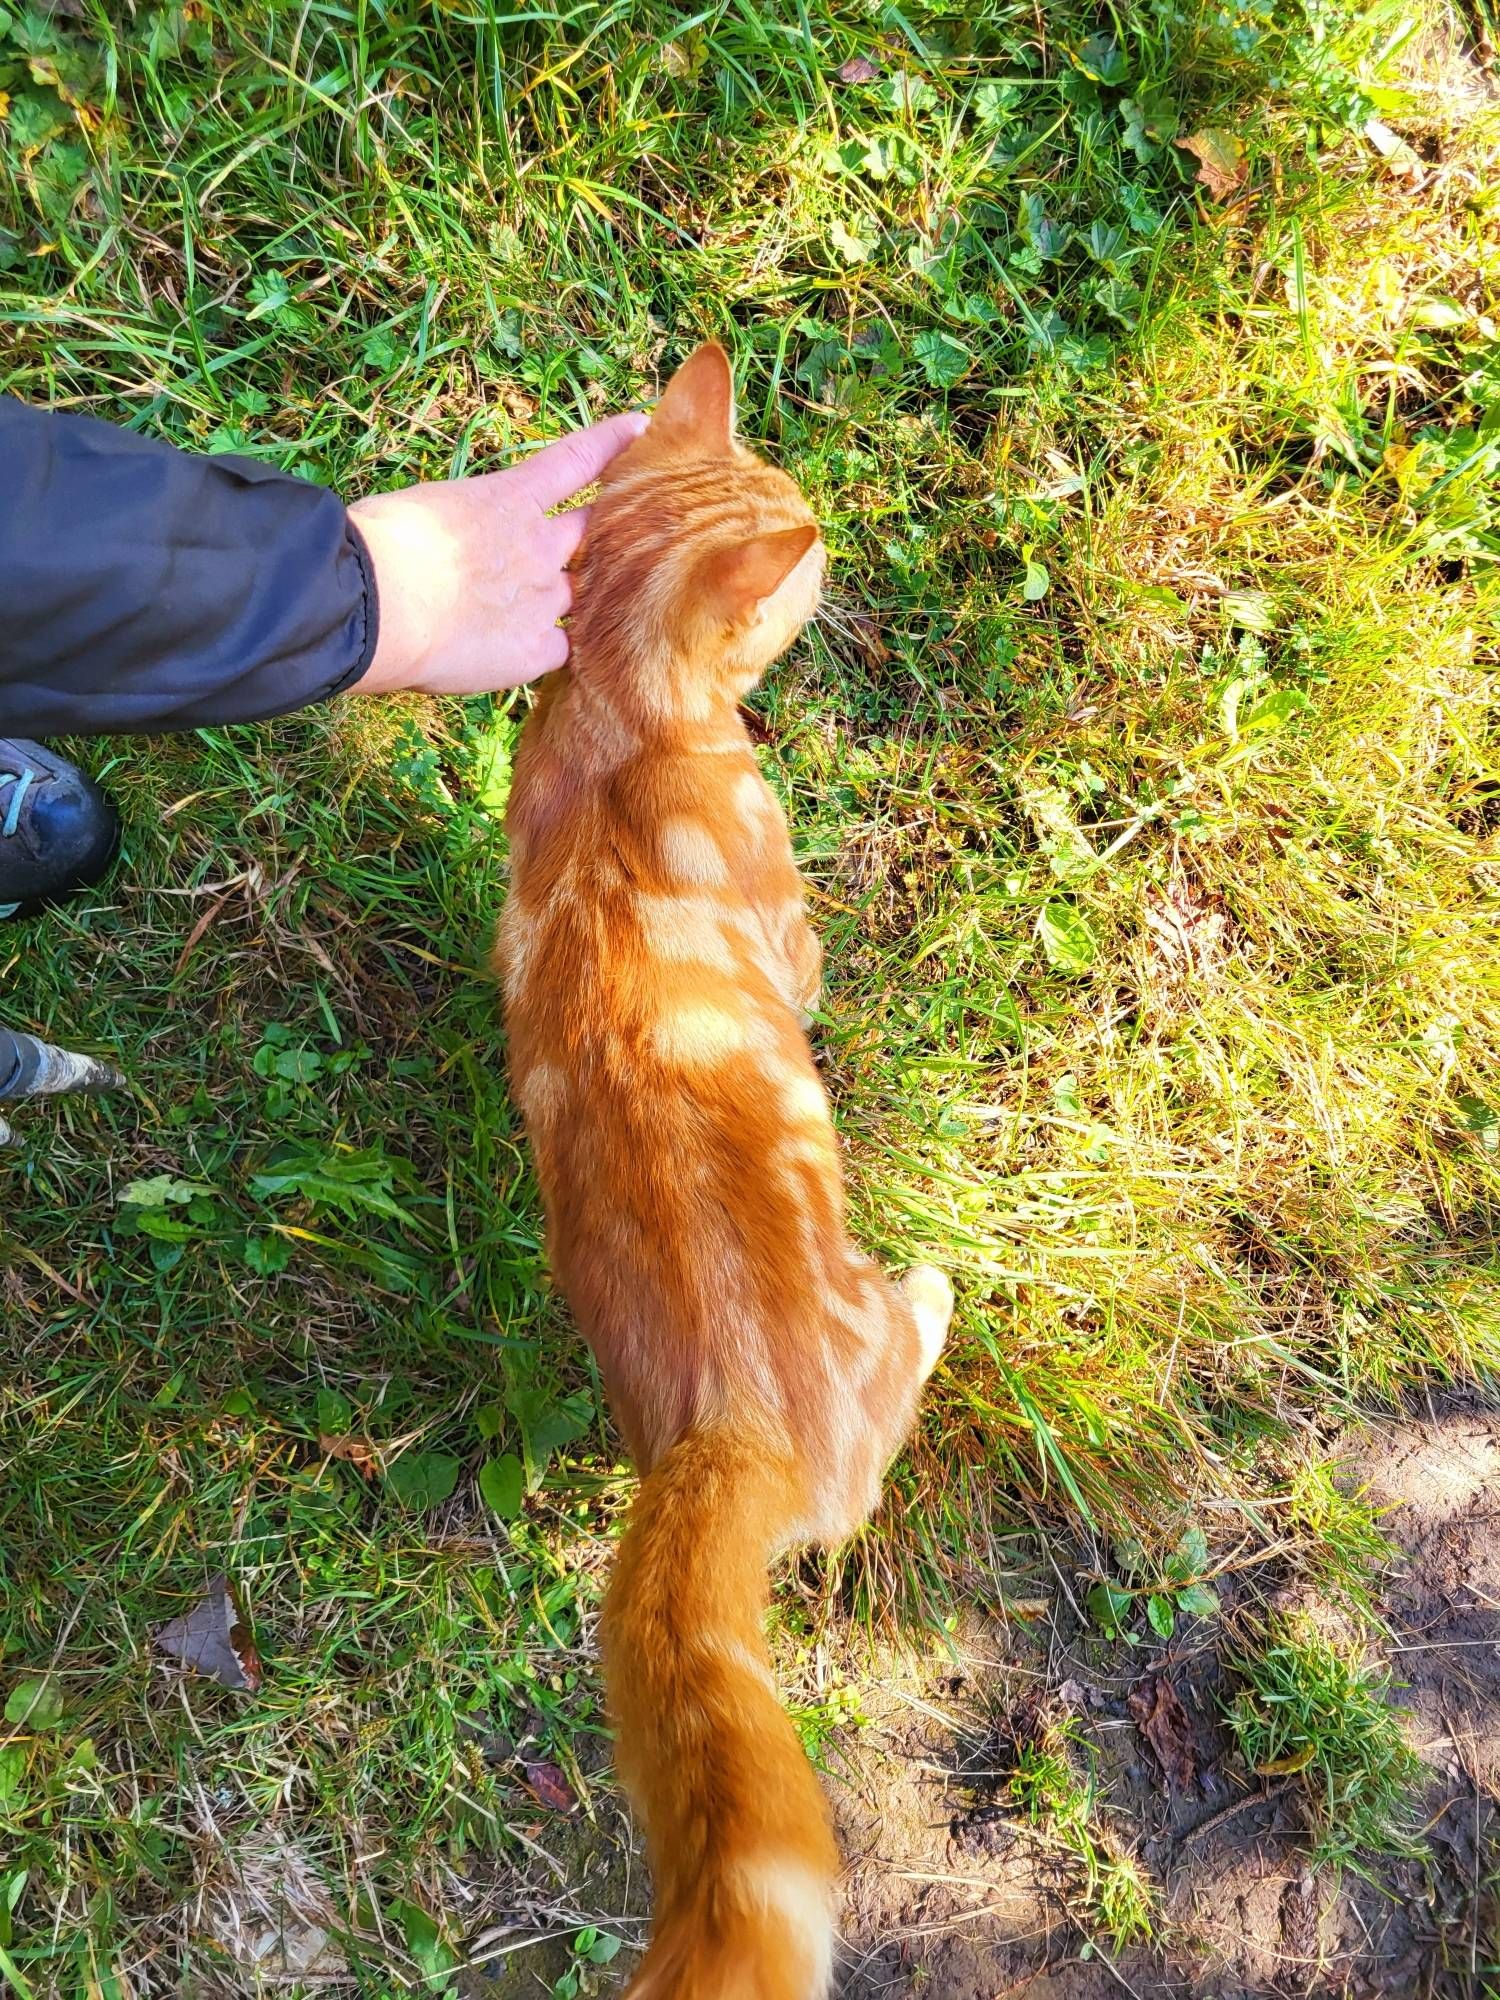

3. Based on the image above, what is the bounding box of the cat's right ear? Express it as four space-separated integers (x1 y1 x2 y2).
651 342 735 454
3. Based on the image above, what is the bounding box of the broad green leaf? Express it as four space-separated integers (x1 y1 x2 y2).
0 1746 26 1807
243 1233 294 1276
1072 33 1128 85
1112 1534 1148 1577
1085 1581 1132 1636
1092 276 1141 326
1052 1072 1084 1120
4 1677 63 1731
478 1453 524 1520
508 1388 593 1471
361 328 400 372
1175 1525 1210 1572
911 329 972 388
272 1048 322 1084
972 81 1021 127
386 1451 460 1513
117 1175 213 1209
1410 297 1466 329
1019 190 1066 260
1176 1582 1221 1618
828 216 876 265
1457 1096 1498 1150
1240 686 1312 736
129 1208 204 1243
316 1388 351 1436
1037 901 1097 975
1021 557 1050 602
250 1142 419 1229
795 335 846 394
469 722 512 814
882 71 929 116
1087 219 1128 266
1120 87 1177 162
1146 1593 1175 1639
5 91 67 151
391 1897 457 1978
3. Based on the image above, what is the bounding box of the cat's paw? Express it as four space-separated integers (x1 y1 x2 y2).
902 1263 954 1377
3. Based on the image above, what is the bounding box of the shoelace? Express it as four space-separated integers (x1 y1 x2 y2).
0 766 36 839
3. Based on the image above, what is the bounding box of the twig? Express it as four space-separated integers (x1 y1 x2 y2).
1172 1780 1293 1853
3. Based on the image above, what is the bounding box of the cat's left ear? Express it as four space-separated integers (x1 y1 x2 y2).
651 341 736 454
703 524 820 620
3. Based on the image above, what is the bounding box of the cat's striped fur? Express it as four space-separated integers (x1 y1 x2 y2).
497 344 952 1996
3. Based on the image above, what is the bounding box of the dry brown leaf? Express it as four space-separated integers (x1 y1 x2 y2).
1144 870 1229 989
521 1758 577 1812
1176 128 1248 201
846 610 889 664
1278 1871 1320 1958
154 1575 262 1692
838 54 881 83
320 1433 380 1478
1127 1674 1196 1791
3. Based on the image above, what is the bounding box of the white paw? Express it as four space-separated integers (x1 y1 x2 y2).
902 1263 953 1376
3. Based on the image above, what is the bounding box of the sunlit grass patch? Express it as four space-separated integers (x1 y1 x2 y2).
1226 1614 1425 1871
2 0 1498 1984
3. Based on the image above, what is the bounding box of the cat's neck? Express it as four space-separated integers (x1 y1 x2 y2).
542 654 748 774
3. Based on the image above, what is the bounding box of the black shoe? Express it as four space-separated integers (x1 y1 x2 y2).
0 740 120 920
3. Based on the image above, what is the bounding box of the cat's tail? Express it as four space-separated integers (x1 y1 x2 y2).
602 1425 838 2000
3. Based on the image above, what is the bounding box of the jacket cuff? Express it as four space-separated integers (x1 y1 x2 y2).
330 515 381 699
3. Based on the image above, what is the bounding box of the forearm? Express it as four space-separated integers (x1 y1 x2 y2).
0 398 378 735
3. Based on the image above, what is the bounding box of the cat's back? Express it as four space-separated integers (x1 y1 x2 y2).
502 709 806 1074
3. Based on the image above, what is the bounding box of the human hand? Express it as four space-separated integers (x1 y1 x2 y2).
347 411 647 697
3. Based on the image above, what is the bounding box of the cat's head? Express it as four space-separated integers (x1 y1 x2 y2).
579 343 824 702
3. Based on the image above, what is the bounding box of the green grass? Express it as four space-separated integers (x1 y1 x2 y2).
1009 1728 1158 1948
1226 1614 1426 1871
2 0 1499 1986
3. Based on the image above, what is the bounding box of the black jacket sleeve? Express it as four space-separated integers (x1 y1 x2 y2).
0 398 379 735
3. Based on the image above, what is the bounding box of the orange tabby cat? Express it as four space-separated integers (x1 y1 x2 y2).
497 343 952 1997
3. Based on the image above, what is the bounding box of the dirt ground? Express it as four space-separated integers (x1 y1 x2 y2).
456 1390 1498 2000
828 1393 1500 2000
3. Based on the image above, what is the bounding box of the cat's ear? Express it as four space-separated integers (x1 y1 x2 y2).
651 341 735 454
702 524 820 619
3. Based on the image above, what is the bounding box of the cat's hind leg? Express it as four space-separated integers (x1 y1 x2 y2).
772 904 823 1027
791 922 823 1029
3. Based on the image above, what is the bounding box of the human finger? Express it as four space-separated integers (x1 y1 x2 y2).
533 625 571 676
548 504 591 567
517 411 648 510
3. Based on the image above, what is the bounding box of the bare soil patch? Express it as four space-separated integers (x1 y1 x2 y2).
464 1393 1498 2000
